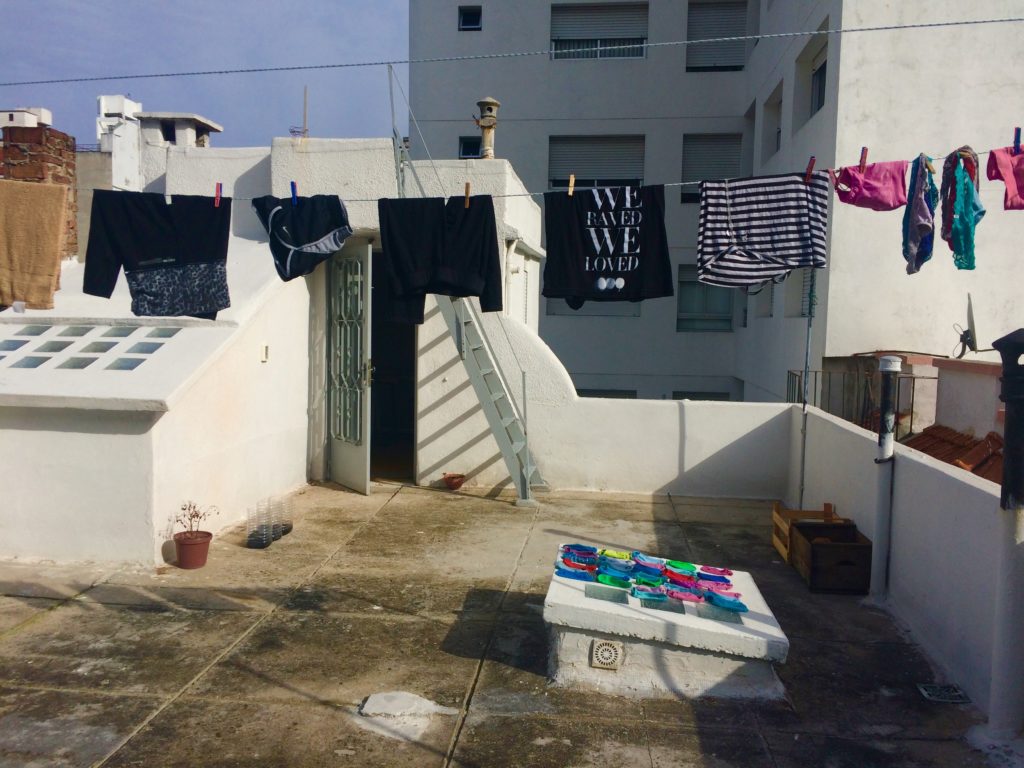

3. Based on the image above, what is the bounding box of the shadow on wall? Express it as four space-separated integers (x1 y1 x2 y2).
231 154 272 240
306 266 328 481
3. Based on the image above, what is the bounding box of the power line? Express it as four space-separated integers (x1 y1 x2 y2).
2 16 1022 88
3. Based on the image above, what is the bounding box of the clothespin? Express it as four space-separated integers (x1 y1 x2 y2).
164 193 172 205
924 155 936 174
464 182 471 209
214 182 222 208
827 168 838 188
859 147 868 173
568 173 575 197
803 156 816 184
1014 127 1021 156
290 181 298 206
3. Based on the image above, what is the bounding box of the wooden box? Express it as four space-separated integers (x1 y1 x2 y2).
771 502 839 564
790 521 873 594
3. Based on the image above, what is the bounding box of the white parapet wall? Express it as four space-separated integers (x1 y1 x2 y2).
789 405 1016 722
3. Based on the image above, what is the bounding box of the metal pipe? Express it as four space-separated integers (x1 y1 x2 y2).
870 356 901 597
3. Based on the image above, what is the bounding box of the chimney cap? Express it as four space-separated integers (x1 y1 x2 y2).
477 97 501 109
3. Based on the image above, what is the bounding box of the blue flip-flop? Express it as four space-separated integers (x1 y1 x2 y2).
555 566 596 582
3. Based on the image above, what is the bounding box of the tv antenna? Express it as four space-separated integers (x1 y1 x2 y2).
289 86 309 138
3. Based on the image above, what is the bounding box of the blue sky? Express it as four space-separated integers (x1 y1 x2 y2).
1 1 409 147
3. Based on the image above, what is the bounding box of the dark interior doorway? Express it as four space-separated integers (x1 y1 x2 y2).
370 251 416 482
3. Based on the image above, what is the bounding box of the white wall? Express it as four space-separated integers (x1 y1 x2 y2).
933 359 1003 437
151 279 311 562
826 0 1021 363
0 408 157 563
788 404 1018 721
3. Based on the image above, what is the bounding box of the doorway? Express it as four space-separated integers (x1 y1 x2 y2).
369 251 416 482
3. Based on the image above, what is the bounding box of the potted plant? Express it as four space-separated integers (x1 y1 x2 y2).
173 501 218 569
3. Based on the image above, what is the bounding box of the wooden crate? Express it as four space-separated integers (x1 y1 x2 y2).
790 521 873 594
771 502 838 564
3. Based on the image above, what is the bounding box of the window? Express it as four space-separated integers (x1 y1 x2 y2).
548 135 644 189
673 391 731 401
458 6 482 30
159 120 176 143
576 388 637 399
459 136 482 159
551 3 648 59
761 80 783 161
686 1 747 71
680 133 742 202
810 57 827 116
677 265 733 331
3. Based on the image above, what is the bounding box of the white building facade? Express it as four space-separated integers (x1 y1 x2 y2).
409 0 1022 402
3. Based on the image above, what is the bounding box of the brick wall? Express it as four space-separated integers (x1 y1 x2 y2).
1 125 78 257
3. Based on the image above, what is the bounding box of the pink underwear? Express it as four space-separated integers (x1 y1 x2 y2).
832 160 909 211
987 147 1024 210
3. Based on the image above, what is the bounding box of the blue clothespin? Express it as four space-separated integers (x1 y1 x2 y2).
290 181 298 206
1014 127 1021 156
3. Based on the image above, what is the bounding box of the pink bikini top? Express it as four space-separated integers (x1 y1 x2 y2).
831 160 909 211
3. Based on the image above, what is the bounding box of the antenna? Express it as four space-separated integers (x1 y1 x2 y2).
289 85 309 138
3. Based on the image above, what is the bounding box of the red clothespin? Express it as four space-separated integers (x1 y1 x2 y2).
290 181 298 206
464 182 471 209
214 182 222 208
568 174 575 197
1014 127 1021 156
827 168 838 188
859 147 868 173
803 156 816 184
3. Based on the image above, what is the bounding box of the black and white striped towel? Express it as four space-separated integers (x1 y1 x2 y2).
697 172 830 288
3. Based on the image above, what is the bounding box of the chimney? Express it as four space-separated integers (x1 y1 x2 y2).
476 97 500 159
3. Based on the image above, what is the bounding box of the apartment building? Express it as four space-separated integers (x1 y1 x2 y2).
410 0 1020 402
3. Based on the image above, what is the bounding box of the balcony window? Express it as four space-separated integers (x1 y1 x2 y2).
551 3 648 59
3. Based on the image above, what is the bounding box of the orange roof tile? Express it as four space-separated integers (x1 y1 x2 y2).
902 425 1003 484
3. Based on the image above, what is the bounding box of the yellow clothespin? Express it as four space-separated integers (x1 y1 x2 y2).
464 182 471 209
568 174 575 197
925 157 936 174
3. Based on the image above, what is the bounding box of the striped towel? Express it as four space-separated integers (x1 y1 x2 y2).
697 172 830 288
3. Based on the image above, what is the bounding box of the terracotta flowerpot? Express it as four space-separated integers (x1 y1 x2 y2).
442 473 467 491
173 531 213 569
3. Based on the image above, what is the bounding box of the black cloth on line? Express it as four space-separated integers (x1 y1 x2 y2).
542 185 673 309
377 195 502 324
251 195 352 281
697 172 830 288
84 189 231 318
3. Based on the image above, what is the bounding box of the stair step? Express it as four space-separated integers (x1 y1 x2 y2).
478 367 494 375
501 416 516 427
512 440 526 454
491 392 506 402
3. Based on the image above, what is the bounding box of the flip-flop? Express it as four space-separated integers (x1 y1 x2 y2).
598 556 634 572
695 571 731 584
700 566 733 576
697 579 734 591
634 573 666 588
630 584 667 601
632 552 666 568
596 573 631 589
665 571 698 586
666 560 697 573
632 563 665 578
559 557 597 572
705 592 748 612
563 551 599 565
666 587 704 603
599 548 632 560
554 566 596 582
561 543 598 555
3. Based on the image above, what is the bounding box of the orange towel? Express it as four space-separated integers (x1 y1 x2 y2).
0 179 68 309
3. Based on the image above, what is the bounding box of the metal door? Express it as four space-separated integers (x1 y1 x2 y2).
328 240 372 494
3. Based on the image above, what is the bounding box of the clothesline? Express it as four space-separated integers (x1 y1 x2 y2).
3 16 1022 88
104 144 1011 202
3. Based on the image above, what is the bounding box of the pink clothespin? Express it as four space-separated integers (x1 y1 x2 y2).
1014 127 1021 156
214 182 222 208
827 168 838 188
290 181 298 206
803 156 816 184
859 147 868 173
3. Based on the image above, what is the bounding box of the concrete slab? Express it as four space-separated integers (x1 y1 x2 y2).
762 729 990 767
450 713 650 768
645 723 774 767
0 602 258 695
0 686 159 768
191 612 487 709
0 595 60 635
102 696 457 768
0 561 112 600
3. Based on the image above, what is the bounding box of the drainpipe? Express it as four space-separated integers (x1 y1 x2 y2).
475 97 500 159
870 355 901 597
985 329 1024 739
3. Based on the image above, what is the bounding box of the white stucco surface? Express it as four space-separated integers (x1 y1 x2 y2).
933 359 1003 437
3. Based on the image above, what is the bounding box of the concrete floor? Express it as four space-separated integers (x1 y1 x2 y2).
0 484 992 767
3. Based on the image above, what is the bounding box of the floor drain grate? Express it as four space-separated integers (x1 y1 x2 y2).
917 683 969 703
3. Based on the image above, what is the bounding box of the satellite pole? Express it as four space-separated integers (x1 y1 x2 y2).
289 86 309 138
